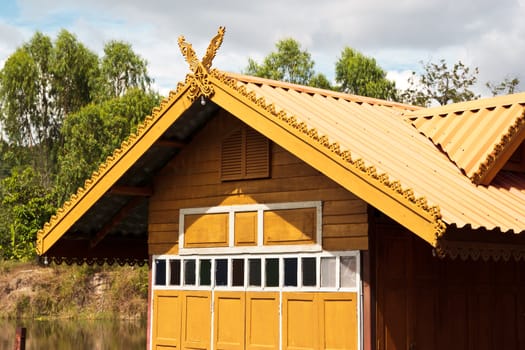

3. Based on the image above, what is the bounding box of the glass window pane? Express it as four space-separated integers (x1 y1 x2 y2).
249 259 261 287
340 256 357 288
265 258 279 287
169 259 181 286
302 257 316 287
155 259 166 286
321 257 336 288
216 259 228 286
232 259 245 287
184 260 196 285
284 258 297 286
200 259 211 286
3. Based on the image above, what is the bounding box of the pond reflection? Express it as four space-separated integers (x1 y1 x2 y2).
0 318 146 350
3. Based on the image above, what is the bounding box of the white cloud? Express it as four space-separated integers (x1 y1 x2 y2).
0 0 523 96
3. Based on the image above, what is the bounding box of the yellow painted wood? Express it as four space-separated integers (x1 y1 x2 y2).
149 243 179 255
245 292 279 350
153 290 182 349
181 291 211 350
323 236 368 251
282 292 358 350
214 292 245 350
319 293 358 350
150 111 372 252
184 213 229 248
263 208 316 245
234 212 258 246
210 82 439 246
282 293 318 350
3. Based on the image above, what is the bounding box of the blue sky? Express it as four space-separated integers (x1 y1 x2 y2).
0 0 523 96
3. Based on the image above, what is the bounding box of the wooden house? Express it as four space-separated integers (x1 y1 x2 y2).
37 28 525 350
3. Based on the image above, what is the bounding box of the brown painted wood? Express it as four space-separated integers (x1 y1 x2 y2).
109 185 153 197
374 222 525 350
90 197 145 248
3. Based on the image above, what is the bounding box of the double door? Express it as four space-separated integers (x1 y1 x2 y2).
152 290 357 350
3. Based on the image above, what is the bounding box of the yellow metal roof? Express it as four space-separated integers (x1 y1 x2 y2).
36 28 525 259
406 94 525 185
224 74 525 236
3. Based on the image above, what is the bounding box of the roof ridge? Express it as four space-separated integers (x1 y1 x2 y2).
225 71 420 111
406 92 525 119
214 69 446 243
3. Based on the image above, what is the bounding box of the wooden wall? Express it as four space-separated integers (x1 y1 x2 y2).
148 109 368 255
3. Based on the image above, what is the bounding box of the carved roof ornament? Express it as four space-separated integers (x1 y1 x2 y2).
178 26 226 101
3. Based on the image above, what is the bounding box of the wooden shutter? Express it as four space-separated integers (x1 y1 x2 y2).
221 126 270 181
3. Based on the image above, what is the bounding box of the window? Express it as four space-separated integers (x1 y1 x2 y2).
184 260 196 285
169 259 181 286
215 259 228 286
155 259 166 286
221 126 270 181
153 252 359 291
249 259 261 287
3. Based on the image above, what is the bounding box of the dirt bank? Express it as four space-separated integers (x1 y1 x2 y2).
0 261 148 319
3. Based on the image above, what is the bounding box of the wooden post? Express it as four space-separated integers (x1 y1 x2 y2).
14 327 26 350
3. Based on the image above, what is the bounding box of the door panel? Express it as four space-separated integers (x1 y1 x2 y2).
282 293 318 350
320 293 357 350
181 291 211 350
153 290 182 349
214 292 245 350
246 292 279 350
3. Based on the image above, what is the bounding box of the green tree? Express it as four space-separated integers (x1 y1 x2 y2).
0 31 99 184
55 88 160 203
401 59 480 106
52 29 99 116
486 77 520 96
97 41 152 99
244 38 330 88
334 47 397 100
0 166 55 260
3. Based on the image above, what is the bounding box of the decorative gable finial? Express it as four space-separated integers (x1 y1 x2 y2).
178 26 226 101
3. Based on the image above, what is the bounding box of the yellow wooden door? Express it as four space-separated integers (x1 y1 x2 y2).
181 291 211 350
282 292 358 350
319 293 358 350
245 292 279 350
153 290 182 349
214 291 246 350
282 293 319 350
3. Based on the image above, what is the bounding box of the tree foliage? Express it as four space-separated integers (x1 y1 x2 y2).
0 30 157 260
335 47 397 100
486 77 520 96
401 59 480 106
0 166 55 260
97 41 152 99
244 38 331 88
55 88 160 203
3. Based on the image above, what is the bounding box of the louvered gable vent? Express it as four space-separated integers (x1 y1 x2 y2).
221 126 270 181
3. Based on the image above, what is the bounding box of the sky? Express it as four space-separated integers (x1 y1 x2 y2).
0 0 524 97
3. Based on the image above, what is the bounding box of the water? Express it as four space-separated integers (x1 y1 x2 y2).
0 318 146 349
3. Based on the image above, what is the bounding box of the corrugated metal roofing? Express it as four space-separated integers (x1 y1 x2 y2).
227 73 525 234
405 94 525 184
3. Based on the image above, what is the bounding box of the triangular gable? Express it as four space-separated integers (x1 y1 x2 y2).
37 28 447 257
406 93 525 185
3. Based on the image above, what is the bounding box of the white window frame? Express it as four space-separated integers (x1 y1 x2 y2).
179 201 322 255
